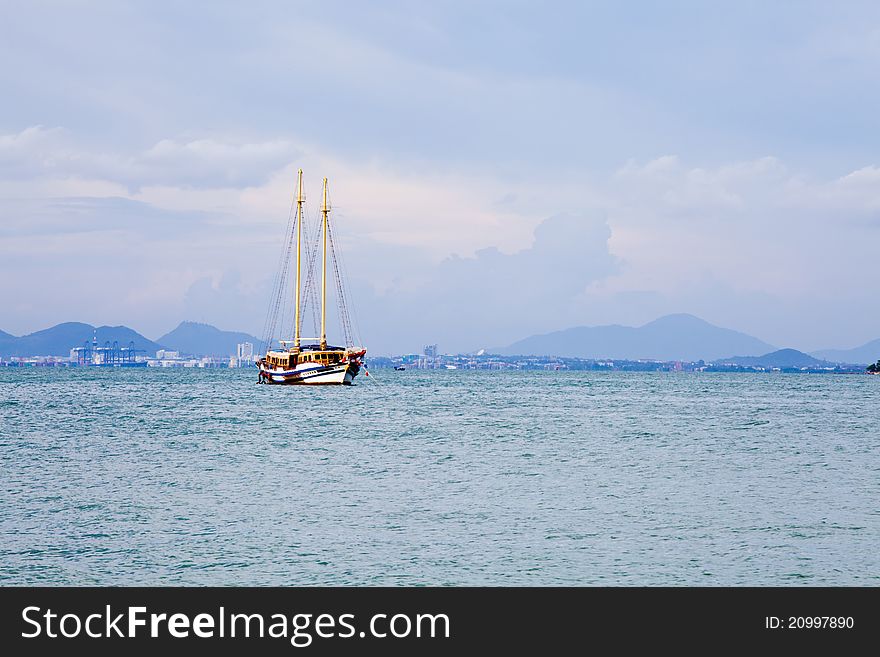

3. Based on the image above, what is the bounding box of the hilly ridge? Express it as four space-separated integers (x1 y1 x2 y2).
156 321 260 357
494 314 776 361
0 321 259 358
0 323 164 357
3 315 877 363
719 348 832 369
811 339 880 365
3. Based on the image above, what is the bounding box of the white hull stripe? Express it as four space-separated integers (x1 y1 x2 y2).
261 362 357 385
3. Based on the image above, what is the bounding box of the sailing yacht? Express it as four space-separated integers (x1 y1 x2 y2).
257 170 366 385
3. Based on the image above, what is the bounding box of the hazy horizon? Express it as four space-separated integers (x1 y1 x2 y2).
3 2 879 355
2 312 878 360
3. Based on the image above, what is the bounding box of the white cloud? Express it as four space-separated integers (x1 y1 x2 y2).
0 126 301 189
138 138 299 187
2 123 880 350
583 155 880 348
0 125 73 179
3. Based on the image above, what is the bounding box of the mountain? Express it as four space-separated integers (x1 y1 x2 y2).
494 314 776 361
156 321 260 357
0 322 164 357
718 348 831 369
810 339 880 365
0 329 17 355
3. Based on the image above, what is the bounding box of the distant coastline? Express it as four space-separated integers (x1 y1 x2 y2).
367 351 869 374
1 314 877 371
3 352 870 374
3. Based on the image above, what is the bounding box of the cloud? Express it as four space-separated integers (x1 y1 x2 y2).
3 0 880 352
0 126 300 189
0 196 239 337
3 146 880 351
348 212 619 353
180 271 271 337
0 125 544 259
138 138 300 188
586 156 880 348
0 195 216 238
0 125 70 179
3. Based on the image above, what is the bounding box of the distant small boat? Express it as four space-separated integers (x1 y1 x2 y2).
394 366 406 371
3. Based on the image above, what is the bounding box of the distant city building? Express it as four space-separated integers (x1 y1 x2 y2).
155 350 180 360
236 342 254 368
423 344 438 358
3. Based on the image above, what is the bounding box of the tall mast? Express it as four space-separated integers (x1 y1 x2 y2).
320 177 329 350
293 168 304 351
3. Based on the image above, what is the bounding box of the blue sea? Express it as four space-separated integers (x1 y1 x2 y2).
1 368 877 585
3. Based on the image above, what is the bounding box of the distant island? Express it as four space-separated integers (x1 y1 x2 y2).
868 361 880 374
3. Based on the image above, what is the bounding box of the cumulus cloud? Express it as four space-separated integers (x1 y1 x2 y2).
0 126 300 189
585 156 880 348
3 146 880 351
0 125 71 179
3 1 880 351
137 138 300 188
347 213 619 353
0 195 216 238
180 271 271 336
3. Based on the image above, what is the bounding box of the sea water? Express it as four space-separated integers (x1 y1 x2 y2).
1 368 877 585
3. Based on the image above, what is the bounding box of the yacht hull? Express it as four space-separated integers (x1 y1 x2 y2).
258 361 359 385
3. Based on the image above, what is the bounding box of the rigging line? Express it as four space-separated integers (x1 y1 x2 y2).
300 206 313 314
327 218 355 347
259 204 293 351
324 196 360 347
338 254 356 346
278 192 305 345
298 205 313 339
300 203 322 340
361 366 383 385
308 205 322 339
278 250 292 343
330 210 365 348
259 192 297 354
327 225 354 347
272 217 295 347
283 197 311 342
323 187 363 348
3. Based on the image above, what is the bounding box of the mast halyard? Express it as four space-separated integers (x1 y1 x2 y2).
320 177 329 351
293 168 304 351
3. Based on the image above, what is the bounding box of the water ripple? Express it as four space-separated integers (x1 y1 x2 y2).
0 368 878 585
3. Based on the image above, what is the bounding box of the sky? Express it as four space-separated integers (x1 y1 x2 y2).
1 1 879 354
